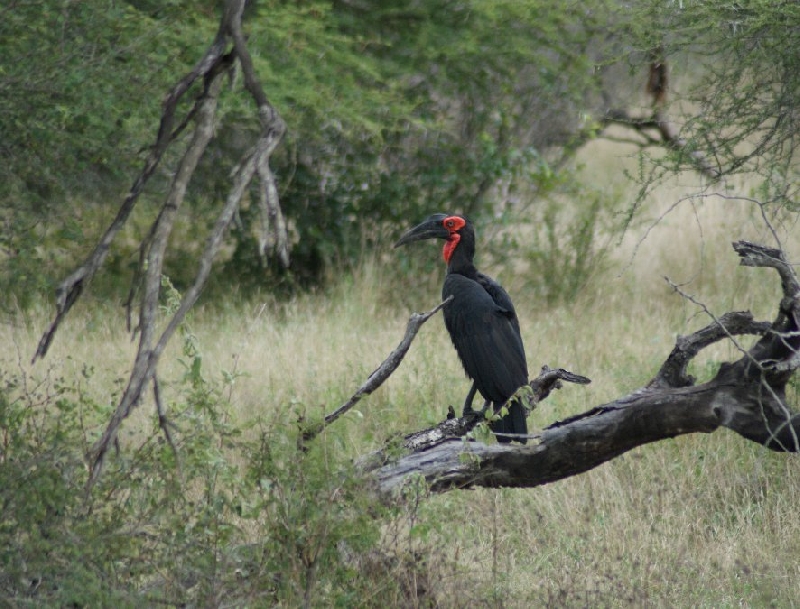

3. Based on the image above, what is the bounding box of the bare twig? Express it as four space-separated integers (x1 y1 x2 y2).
317 297 453 435
664 279 760 362
153 377 179 468
598 108 721 180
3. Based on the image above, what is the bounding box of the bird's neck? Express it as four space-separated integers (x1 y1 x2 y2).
445 241 477 277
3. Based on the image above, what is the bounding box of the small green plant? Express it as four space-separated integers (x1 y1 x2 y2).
522 189 612 305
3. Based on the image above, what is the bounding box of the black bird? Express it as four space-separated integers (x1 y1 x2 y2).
394 213 529 443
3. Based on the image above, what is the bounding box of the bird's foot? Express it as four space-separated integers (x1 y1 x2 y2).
462 406 489 419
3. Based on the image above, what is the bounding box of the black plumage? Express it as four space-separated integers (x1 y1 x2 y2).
394 213 529 442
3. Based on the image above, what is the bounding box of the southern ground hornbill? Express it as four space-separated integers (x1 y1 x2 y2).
394 213 529 443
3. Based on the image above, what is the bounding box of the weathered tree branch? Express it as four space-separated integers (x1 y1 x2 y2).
228 3 290 267
399 366 591 453
299 297 454 448
33 31 234 364
649 311 772 389
88 67 227 484
28 0 290 486
366 241 800 495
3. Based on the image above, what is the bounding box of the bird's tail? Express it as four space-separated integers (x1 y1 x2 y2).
490 398 528 444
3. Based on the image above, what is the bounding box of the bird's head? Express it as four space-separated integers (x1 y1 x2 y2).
393 213 473 264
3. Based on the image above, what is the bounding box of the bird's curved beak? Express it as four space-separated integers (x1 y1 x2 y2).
393 215 449 248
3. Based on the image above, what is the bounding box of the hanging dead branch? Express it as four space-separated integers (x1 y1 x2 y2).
31 0 289 486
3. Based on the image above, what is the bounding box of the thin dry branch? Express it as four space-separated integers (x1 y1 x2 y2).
229 0 289 266
33 38 233 364
153 377 179 467
309 297 453 442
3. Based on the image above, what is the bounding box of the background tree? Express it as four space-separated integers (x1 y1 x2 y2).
2 0 614 302
591 1 800 217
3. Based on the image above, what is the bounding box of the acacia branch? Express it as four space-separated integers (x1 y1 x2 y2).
367 241 800 495
559 54 722 182
600 109 721 180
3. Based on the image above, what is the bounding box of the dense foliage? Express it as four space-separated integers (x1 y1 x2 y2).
1 0 616 302
4 1 800 305
0 336 419 605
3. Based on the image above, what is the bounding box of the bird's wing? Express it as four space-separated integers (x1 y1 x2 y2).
443 274 528 403
476 272 522 334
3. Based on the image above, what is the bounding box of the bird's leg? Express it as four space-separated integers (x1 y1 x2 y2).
463 383 492 419
462 382 479 416
473 399 493 424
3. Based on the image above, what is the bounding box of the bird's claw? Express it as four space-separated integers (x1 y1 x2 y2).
462 406 488 419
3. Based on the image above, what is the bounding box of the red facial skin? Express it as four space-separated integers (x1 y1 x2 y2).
441 215 466 263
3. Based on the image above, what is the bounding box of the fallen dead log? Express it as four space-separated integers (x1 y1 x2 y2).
360 241 800 496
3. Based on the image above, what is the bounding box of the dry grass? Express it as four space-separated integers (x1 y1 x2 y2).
418 140 800 607
3 139 800 607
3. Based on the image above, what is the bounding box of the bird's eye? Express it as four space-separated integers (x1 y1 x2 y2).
445 220 454 228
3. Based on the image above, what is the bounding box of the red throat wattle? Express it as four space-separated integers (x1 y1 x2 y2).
443 235 460 263
441 215 466 263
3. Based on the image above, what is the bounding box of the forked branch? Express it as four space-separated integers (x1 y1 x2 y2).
32 0 290 487
297 297 454 448
569 53 722 181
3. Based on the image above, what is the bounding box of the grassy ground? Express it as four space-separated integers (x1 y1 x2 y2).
3 140 800 606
